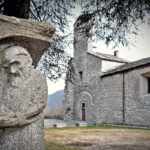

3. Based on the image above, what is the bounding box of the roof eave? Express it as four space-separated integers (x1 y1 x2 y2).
87 51 129 63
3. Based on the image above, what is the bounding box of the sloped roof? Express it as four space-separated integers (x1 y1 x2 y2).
102 57 150 77
87 51 129 63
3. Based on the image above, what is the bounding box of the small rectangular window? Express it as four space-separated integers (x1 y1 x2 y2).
82 103 85 109
79 71 82 79
148 78 150 93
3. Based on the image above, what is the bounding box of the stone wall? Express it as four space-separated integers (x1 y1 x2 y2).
73 52 102 121
99 74 124 124
124 66 150 126
62 58 76 120
100 66 150 127
63 82 74 120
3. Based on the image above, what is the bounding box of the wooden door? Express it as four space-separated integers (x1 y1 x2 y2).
82 109 85 121
82 103 85 121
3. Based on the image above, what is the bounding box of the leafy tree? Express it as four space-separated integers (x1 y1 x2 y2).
29 0 75 80
0 0 74 80
80 0 150 48
0 0 150 80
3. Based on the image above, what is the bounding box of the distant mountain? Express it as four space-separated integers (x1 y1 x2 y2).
46 90 64 107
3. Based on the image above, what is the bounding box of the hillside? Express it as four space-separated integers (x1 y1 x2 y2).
46 90 64 107
44 90 64 119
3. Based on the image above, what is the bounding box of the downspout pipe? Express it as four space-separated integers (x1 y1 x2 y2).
122 72 125 124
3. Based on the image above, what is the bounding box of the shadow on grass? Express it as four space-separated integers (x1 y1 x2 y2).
46 142 150 150
45 142 81 150
67 142 93 147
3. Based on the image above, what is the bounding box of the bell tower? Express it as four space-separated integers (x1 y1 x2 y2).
73 13 94 76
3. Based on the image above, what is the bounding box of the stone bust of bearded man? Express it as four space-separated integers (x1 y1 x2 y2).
0 43 47 128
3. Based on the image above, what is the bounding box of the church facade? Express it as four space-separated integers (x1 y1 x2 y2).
63 14 150 127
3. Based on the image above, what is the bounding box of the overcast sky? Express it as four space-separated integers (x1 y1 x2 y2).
47 4 150 95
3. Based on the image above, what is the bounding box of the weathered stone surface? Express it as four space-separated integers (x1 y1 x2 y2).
0 114 45 150
99 74 124 124
0 45 47 128
124 66 150 126
0 14 55 66
0 14 55 150
63 58 75 120
63 84 74 120
0 45 47 150
99 66 150 127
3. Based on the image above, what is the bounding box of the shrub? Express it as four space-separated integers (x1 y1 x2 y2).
96 121 104 126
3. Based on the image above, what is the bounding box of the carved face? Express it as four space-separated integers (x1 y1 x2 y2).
2 58 20 75
2 46 32 75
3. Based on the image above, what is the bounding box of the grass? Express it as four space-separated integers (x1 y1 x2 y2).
45 142 81 150
45 125 150 150
45 124 150 131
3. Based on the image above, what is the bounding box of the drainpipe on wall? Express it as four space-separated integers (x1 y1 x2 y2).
122 72 125 124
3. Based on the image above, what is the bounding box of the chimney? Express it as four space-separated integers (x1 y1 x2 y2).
114 50 118 57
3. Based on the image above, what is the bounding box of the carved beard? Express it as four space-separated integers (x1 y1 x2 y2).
2 67 32 112
8 67 27 87
9 75 22 88
3 74 24 112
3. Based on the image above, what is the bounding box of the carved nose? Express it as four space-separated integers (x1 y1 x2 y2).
10 66 17 74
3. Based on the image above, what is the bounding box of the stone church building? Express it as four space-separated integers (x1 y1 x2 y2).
63 14 150 127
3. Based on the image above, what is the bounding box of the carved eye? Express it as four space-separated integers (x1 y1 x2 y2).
2 60 9 68
10 61 20 66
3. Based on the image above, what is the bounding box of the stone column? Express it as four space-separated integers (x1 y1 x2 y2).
0 14 55 150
